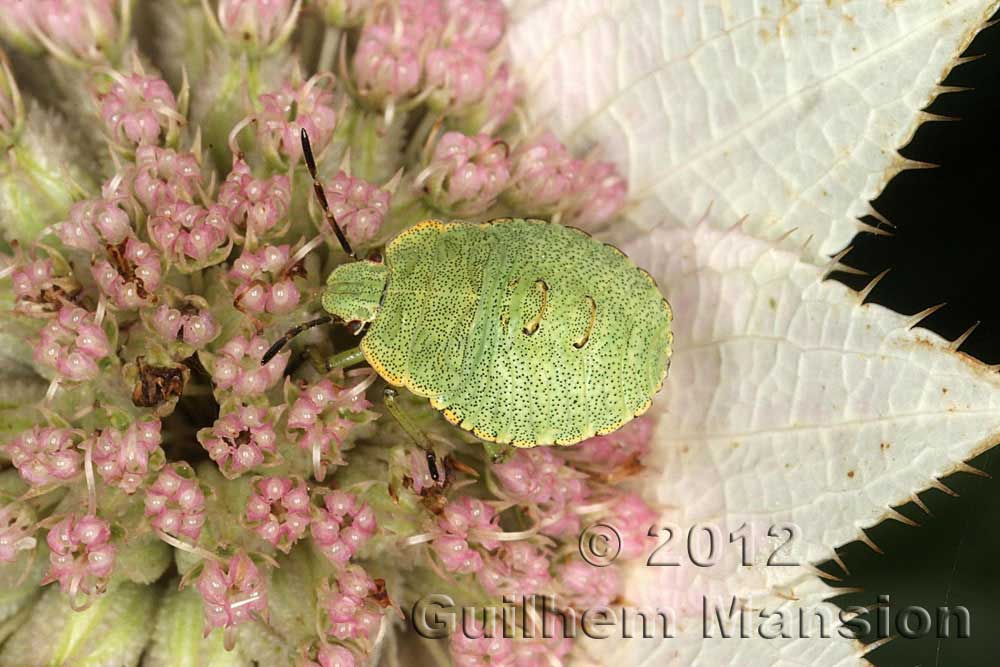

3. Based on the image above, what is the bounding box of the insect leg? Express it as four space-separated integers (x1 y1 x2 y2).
261 316 334 364
383 387 439 482
326 346 366 371
301 128 356 259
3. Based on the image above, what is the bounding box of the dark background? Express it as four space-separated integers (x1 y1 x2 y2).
825 13 1000 667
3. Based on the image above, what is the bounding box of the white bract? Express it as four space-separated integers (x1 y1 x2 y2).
506 1 1000 665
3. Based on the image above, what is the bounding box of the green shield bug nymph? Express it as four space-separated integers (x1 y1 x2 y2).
266 130 673 448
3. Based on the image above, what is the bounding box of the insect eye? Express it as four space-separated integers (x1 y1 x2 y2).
346 321 364 335
367 250 383 263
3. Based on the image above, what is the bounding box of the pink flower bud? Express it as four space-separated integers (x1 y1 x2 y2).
148 201 230 264
450 618 514 667
504 131 584 215
33 306 111 382
133 146 202 211
425 43 489 112
256 76 337 164
563 414 653 473
351 1 443 105
31 0 120 64
10 258 80 317
55 198 131 252
0 502 36 563
322 172 390 247
310 490 376 566
317 644 357 667
145 464 206 541
229 245 301 315
218 158 292 237
477 541 550 596
287 376 376 478
91 238 162 309
44 514 116 597
217 0 298 50
198 405 281 479
558 560 620 609
245 476 311 552
601 492 657 561
100 74 179 146
563 158 628 229
460 63 520 134
196 550 268 632
211 335 289 397
318 566 383 642
150 303 221 348
90 419 162 494
444 0 506 51
417 131 510 216
432 535 483 574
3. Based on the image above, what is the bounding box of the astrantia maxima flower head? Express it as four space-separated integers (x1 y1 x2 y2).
89 419 162 494
33 306 111 382
43 514 116 601
4 426 81 486
99 72 180 146
198 404 281 478
416 130 510 216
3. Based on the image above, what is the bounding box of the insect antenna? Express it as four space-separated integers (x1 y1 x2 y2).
300 128 356 259
261 315 334 365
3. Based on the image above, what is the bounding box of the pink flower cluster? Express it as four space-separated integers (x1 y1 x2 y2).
196 550 268 632
256 75 337 164
244 476 311 552
144 464 206 541
210 335 289 397
10 258 78 316
43 514 116 599
198 404 281 479
4 426 80 487
432 496 500 574
149 302 220 348
133 146 202 211
91 237 162 309
287 376 375 478
216 0 298 49
310 490 376 566
0 502 36 563
33 306 111 382
319 565 383 643
229 245 301 314
450 619 514 667
54 197 131 252
493 448 588 538
417 131 510 216
7 0 121 63
89 419 162 494
148 201 231 265
99 73 179 146
322 171 391 247
477 541 550 597
505 131 627 229
218 159 292 239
